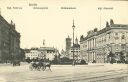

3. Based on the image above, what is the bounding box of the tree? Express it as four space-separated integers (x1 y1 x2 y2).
108 51 115 64
120 51 125 63
80 60 87 65
52 55 59 64
60 57 72 64
108 51 114 57
92 60 96 63
25 57 31 63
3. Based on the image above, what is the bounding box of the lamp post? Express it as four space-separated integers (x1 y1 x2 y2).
103 47 106 63
72 20 75 66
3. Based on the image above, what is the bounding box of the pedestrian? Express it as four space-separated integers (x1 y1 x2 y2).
72 60 76 66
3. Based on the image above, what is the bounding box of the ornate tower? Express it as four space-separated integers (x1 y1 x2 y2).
66 36 71 54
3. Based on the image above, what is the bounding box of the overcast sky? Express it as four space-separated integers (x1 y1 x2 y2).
0 0 128 51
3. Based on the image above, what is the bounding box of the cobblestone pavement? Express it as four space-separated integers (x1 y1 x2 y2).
0 63 128 82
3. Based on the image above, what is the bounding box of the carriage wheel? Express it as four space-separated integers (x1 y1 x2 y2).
43 66 46 71
41 66 45 71
29 65 33 71
37 66 41 71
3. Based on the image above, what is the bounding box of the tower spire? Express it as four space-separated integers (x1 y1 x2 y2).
72 19 75 27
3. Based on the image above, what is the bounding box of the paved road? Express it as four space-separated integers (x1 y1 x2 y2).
0 63 128 82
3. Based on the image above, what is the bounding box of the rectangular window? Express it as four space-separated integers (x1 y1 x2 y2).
109 34 111 39
115 33 118 36
122 35 125 39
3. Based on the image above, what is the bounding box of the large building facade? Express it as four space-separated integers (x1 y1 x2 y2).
0 15 20 62
25 47 59 61
80 19 128 63
39 47 59 60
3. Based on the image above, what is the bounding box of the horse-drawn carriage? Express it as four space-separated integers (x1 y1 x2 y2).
12 60 20 66
29 61 51 71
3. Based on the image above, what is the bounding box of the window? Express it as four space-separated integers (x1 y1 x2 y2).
109 34 111 39
115 33 118 36
122 35 125 39
121 44 126 49
114 33 119 40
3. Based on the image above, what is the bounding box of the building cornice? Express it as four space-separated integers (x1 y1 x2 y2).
80 24 128 42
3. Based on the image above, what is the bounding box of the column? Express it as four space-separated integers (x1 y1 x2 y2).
95 38 96 48
87 40 89 50
90 40 91 50
88 52 89 62
93 38 94 48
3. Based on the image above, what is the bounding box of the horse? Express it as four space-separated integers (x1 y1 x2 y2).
29 62 41 70
42 61 52 71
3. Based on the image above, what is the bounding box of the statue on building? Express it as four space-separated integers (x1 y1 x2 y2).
94 28 98 32
43 39 45 47
106 21 110 27
110 19 114 25
80 35 84 41
75 37 78 44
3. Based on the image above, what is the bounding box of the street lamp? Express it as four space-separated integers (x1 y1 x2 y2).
103 47 106 63
72 19 75 66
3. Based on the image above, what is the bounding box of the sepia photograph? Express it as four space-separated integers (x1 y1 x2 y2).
0 0 128 82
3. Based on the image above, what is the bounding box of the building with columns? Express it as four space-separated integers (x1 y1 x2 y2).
80 19 128 63
0 15 21 62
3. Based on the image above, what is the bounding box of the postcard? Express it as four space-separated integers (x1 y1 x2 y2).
0 0 128 82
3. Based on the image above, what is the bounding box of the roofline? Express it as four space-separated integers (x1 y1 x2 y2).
81 24 128 42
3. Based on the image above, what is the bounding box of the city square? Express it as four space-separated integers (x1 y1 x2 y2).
0 63 128 82
0 0 128 82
